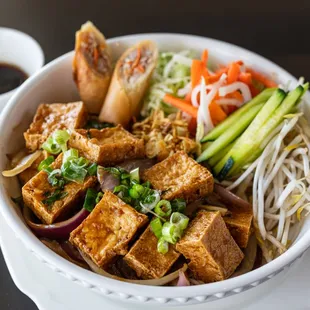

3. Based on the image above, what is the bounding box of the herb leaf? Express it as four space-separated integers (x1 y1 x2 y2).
42 190 68 207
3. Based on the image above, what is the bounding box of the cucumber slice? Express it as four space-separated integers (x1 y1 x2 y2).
201 88 276 142
214 88 287 178
228 85 304 176
197 103 264 162
208 141 236 167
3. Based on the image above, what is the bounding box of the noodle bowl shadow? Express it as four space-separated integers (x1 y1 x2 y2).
0 33 310 307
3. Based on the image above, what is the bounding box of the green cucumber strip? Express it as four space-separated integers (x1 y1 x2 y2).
208 141 236 167
229 86 304 177
200 88 276 142
197 103 264 162
214 88 287 177
216 157 234 181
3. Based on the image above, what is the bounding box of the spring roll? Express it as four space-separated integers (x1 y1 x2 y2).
99 40 158 126
73 21 112 114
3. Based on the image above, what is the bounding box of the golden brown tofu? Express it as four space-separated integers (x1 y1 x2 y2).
176 211 244 283
18 151 51 185
224 205 253 248
124 225 180 279
143 151 213 202
68 125 145 165
22 154 97 224
70 191 148 267
24 102 87 151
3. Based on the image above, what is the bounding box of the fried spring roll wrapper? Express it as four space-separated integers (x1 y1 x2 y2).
99 41 158 126
73 21 112 114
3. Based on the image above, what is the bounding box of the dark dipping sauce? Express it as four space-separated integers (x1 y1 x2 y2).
0 63 28 94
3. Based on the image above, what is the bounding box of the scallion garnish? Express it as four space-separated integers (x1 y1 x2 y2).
157 237 169 254
150 218 163 238
130 168 140 183
42 130 70 154
154 200 172 217
87 163 98 176
47 169 65 188
95 192 103 204
129 184 145 199
83 188 98 212
62 149 79 164
171 198 186 213
170 212 189 230
62 161 88 184
162 222 182 244
38 156 55 171
85 119 114 130
42 189 68 207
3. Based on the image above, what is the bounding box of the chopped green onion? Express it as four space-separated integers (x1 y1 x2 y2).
42 189 68 207
154 200 172 217
42 130 70 154
157 237 169 254
150 218 163 238
53 130 70 152
62 149 79 164
113 185 129 196
83 188 98 212
85 119 114 129
71 157 89 169
38 156 54 171
129 184 145 199
95 192 103 204
171 198 186 213
42 137 61 154
62 161 88 184
170 212 189 230
142 181 151 188
162 222 182 244
47 169 65 188
130 168 140 183
87 163 98 176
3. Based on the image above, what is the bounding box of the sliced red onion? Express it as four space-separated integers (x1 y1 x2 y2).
118 158 156 173
41 238 88 269
97 166 119 191
60 240 85 262
213 183 252 210
23 207 89 239
97 158 156 192
176 271 190 286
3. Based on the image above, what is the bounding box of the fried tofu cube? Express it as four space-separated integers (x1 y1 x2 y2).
143 151 213 202
224 206 253 248
70 191 148 267
22 154 96 224
124 225 180 279
68 125 145 165
24 101 87 151
176 211 244 283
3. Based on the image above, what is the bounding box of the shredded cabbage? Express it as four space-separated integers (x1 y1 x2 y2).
141 50 196 116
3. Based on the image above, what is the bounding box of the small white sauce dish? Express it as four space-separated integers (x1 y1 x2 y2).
0 27 44 112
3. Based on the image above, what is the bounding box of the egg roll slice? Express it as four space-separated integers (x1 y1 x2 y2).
73 21 112 114
99 40 158 126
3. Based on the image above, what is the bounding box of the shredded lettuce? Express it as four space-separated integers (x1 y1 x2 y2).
141 50 196 117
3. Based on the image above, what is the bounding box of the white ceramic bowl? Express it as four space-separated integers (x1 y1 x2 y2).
0 27 44 112
0 34 309 307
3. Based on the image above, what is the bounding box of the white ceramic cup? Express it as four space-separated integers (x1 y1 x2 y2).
0 27 44 112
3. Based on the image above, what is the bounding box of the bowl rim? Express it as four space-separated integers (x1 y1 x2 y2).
0 26 45 99
0 32 309 299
